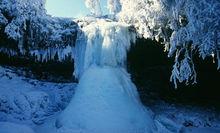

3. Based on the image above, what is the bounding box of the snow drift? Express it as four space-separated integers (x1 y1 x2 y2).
0 67 76 125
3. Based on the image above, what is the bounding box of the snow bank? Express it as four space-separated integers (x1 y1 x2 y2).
0 67 75 124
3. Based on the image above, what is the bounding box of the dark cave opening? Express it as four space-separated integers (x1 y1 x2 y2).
127 38 220 109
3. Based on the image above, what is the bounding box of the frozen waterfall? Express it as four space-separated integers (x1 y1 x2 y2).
56 19 155 133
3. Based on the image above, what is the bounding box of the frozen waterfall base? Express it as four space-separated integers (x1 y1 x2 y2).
56 66 154 133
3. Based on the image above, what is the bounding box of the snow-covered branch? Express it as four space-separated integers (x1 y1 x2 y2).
118 0 220 87
85 0 102 17
0 0 78 61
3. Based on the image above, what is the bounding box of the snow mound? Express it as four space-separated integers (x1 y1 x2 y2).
57 66 154 133
0 67 75 124
0 122 35 133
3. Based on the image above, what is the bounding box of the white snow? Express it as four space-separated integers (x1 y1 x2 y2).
85 0 102 17
0 67 220 133
57 66 154 133
0 67 76 124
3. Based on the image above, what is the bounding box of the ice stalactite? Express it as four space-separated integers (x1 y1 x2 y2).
30 45 74 62
56 19 155 133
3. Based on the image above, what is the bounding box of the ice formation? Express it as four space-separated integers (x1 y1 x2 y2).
56 19 155 133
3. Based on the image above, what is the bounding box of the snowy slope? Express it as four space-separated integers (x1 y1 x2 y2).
0 66 76 125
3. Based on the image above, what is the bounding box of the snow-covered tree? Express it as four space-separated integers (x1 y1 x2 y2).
85 0 102 17
107 0 121 16
1 0 46 40
118 0 220 87
1 0 219 88
0 0 77 61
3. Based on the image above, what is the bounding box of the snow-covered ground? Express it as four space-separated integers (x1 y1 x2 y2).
0 66 76 130
0 66 220 133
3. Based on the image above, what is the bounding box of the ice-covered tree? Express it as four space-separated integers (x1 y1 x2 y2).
1 0 46 40
0 0 77 61
107 0 121 16
119 0 220 87
0 0 219 87
85 0 102 17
